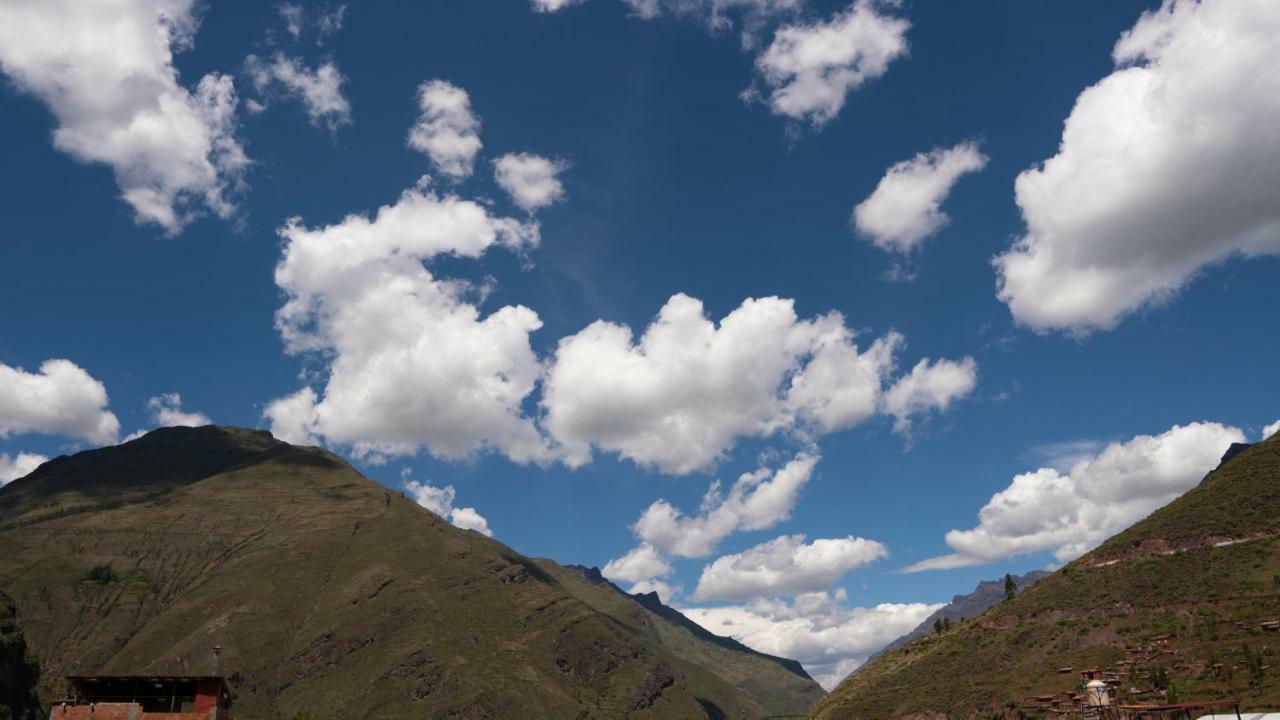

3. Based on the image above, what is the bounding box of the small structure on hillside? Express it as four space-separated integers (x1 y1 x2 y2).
50 675 232 719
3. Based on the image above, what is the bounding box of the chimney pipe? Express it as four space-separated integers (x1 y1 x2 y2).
212 645 222 676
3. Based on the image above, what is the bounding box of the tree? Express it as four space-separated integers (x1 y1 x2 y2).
1004 573 1017 601
933 618 944 635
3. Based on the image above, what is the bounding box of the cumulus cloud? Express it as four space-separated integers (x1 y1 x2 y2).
603 544 674 583
904 421 1246 572
995 0 1280 333
0 452 47 486
245 54 351 131
403 472 493 537
635 453 818 561
0 359 120 445
494 153 569 212
147 393 212 428
751 0 909 127
693 533 887 601
268 187 548 464
543 294 922 474
408 80 483 180
1261 420 1279 440
120 392 212 442
883 357 978 435
854 142 988 254
263 387 322 446
683 591 941 689
0 0 249 233
630 578 682 603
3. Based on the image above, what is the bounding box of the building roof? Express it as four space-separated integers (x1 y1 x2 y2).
67 675 226 681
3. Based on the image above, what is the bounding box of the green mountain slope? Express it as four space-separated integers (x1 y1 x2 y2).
871 570 1050 661
815 436 1280 720
0 426 822 719
544 564 824 718
0 589 42 720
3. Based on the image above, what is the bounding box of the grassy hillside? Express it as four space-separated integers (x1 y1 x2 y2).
814 436 1280 720
543 564 824 718
873 571 1050 660
0 426 822 719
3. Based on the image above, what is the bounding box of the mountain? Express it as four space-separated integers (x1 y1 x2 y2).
0 426 822 719
546 564 822 717
814 435 1280 719
873 570 1050 658
0 590 42 720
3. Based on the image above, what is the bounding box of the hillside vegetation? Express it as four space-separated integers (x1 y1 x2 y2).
814 436 1280 720
0 589 42 720
0 426 822 719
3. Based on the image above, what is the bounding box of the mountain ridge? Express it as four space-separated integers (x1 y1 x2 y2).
813 434 1280 719
0 426 822 719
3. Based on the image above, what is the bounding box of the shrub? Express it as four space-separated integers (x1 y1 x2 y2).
83 564 116 584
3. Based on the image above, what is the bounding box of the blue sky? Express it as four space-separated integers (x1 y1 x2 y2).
2 0 1278 688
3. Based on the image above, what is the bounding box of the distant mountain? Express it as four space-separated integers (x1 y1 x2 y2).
0 589 42 720
0 426 822 719
814 435 1280 719
874 570 1050 658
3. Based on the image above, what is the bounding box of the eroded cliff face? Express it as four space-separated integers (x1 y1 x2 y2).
0 590 41 720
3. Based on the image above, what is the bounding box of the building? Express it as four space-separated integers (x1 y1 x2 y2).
49 675 232 719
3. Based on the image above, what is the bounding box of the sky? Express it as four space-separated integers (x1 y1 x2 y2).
1 0 1278 690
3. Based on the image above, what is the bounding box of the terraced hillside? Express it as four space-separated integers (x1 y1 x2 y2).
0 426 822 719
814 436 1280 720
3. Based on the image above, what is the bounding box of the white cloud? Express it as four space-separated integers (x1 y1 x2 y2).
603 544 674 583
246 54 351 131
147 393 212 427
263 387 322 446
682 591 941 689
279 3 304 39
629 578 682 603
1262 420 1279 440
408 80 483 181
494 153 569 212
693 533 888 600
0 359 120 445
403 474 493 537
904 421 1246 572
268 187 548 464
883 356 978 434
995 0 1280 333
542 294 915 474
316 4 347 42
0 452 47 486
276 3 345 44
447 506 493 536
853 142 988 254
532 0 589 12
0 0 249 233
633 453 819 558
619 0 803 33
751 0 909 127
